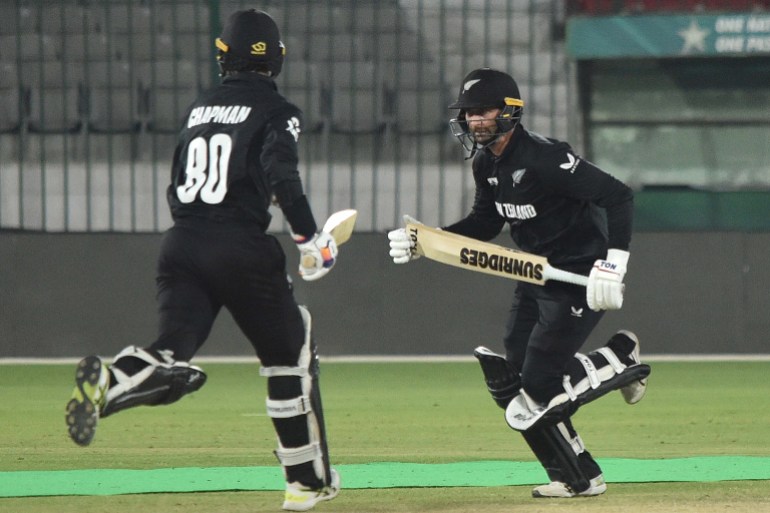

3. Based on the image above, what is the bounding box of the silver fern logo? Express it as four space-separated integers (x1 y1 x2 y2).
463 79 482 92
512 168 527 187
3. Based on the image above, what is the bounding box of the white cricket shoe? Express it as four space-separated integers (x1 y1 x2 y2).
65 355 109 446
532 474 607 498
282 468 340 511
617 330 648 405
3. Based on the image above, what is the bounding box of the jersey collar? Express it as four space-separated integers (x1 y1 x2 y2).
222 72 277 91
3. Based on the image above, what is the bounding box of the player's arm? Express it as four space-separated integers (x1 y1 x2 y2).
261 110 337 281
585 169 633 311
388 160 503 264
541 149 633 247
443 158 505 240
442 208 504 242
542 150 633 310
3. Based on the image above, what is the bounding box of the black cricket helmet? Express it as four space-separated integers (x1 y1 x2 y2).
215 9 285 77
448 68 524 154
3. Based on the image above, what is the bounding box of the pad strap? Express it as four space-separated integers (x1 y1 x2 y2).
556 423 586 455
562 353 601 401
275 442 323 467
596 347 626 373
266 396 312 418
575 353 601 389
260 366 308 378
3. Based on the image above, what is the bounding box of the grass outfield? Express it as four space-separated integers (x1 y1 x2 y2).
1 361 769 512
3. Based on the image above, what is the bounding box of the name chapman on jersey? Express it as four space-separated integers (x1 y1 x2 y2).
459 247 544 281
187 105 252 127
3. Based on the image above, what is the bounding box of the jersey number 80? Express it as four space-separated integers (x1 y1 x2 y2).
176 133 232 204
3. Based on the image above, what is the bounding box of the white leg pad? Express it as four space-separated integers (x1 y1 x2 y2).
506 348 651 431
261 306 330 485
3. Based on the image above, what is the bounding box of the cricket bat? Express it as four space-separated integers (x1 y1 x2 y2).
301 209 358 268
405 219 589 287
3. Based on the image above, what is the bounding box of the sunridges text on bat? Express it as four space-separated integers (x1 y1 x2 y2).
405 221 588 287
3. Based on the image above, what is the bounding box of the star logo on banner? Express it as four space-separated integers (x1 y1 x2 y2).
678 20 709 54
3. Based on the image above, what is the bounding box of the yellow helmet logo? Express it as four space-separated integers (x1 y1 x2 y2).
251 42 267 55
214 38 229 52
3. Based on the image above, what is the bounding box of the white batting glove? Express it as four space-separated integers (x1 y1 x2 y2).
387 228 417 264
294 231 338 281
586 249 629 311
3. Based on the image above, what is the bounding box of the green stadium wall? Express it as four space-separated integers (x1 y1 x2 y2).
2 226 769 358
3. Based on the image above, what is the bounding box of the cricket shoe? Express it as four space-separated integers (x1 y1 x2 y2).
282 468 340 511
617 330 648 405
65 355 109 446
532 474 607 498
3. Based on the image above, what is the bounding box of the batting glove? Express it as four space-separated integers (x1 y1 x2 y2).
294 231 338 282
586 249 629 311
387 228 416 264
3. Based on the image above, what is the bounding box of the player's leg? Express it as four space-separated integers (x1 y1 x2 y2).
528 420 606 498
520 286 607 494
65 345 209 447
477 287 589 489
65 278 213 446
501 283 607 495
225 238 338 511
506 331 650 432
509 282 645 421
103 249 217 416
512 337 646 497
516 283 607 405
66 229 214 446
475 344 600 496
256 305 339 511
503 285 648 495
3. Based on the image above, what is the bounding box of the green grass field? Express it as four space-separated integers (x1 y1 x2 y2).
1 361 769 512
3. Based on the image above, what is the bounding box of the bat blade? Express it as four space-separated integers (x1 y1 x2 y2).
300 209 358 268
323 209 357 245
405 221 588 287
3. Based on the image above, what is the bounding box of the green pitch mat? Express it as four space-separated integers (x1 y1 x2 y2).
2 456 769 497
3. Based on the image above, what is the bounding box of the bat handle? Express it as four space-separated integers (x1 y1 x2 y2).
544 266 589 287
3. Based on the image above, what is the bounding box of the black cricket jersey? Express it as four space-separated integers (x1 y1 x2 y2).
445 126 633 273
167 73 307 233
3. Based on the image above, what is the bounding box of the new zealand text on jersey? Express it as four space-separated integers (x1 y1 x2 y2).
187 105 252 128
459 248 544 281
496 202 537 220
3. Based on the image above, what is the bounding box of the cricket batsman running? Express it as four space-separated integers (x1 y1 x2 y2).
66 10 340 511
388 68 650 498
